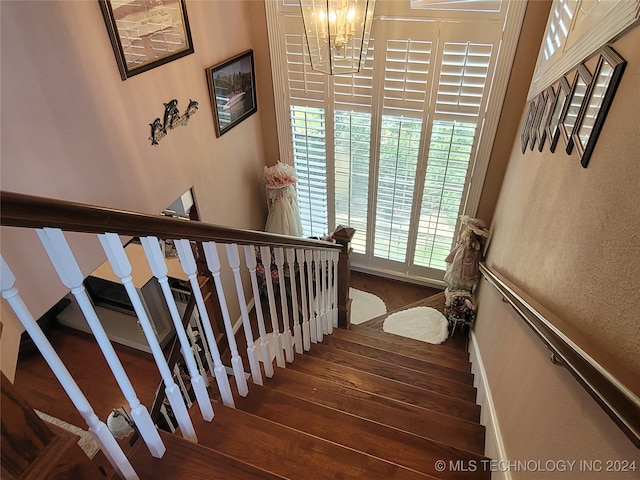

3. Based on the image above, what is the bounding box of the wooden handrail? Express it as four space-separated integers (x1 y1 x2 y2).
479 262 640 448
0 191 341 252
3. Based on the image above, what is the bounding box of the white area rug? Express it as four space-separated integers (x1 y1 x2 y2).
35 409 100 459
350 288 387 325
383 306 449 344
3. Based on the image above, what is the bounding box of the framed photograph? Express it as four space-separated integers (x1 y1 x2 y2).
206 50 257 137
546 77 571 153
572 46 627 168
521 100 536 154
559 64 592 155
529 91 547 151
98 0 194 81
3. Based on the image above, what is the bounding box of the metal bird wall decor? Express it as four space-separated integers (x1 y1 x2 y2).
149 99 198 145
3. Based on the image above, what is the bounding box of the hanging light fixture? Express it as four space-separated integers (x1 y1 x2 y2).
300 0 376 75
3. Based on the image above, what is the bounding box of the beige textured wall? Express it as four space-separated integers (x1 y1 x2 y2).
476 0 552 225
475 23 640 476
0 1 275 377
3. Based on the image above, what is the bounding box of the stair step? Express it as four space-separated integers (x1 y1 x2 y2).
193 402 434 480
345 324 469 360
217 365 485 456
318 334 474 385
288 353 481 423
231 381 490 479
126 430 284 480
332 328 472 371
307 342 477 401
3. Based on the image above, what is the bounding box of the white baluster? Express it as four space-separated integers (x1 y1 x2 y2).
320 250 330 335
140 236 218 417
1 256 139 480
259 246 285 368
226 244 263 386
190 307 215 378
313 250 324 342
36 229 165 458
160 404 176 434
201 241 249 397
99 233 197 442
296 249 311 352
174 365 192 408
186 323 209 388
323 250 333 335
286 249 303 354
332 251 339 328
305 250 317 344
274 248 294 363
244 245 274 377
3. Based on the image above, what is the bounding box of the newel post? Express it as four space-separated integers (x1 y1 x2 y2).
333 226 355 329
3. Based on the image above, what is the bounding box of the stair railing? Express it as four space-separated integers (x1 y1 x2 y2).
479 262 640 448
0 191 349 478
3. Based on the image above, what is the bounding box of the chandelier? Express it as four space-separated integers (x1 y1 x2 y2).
300 0 376 75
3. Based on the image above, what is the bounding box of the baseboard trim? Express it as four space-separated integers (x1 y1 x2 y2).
469 331 511 480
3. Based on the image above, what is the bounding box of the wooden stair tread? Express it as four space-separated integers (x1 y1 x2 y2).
318 334 474 385
343 324 469 360
126 430 284 480
193 402 433 480
308 342 477 402
232 381 489 479
332 328 471 371
259 364 485 455
288 353 480 423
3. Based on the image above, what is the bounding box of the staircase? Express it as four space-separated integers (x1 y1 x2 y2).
1 192 488 479
122 297 488 480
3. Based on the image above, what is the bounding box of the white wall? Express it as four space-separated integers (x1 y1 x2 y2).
0 1 273 378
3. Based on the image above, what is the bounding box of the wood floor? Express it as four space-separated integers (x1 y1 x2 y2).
13 271 453 429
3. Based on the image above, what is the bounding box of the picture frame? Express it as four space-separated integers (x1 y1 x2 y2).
98 0 194 81
521 100 536 154
572 46 627 168
206 50 257 137
529 91 548 151
559 64 592 155
546 77 571 153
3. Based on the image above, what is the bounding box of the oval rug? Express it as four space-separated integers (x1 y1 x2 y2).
350 288 387 325
382 306 449 344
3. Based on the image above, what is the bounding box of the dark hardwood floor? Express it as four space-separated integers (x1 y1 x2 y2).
349 270 442 312
13 271 454 428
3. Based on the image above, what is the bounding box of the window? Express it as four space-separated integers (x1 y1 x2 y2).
266 0 525 282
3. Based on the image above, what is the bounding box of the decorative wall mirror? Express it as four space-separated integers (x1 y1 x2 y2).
560 64 592 154
529 90 548 151
572 46 627 168
521 100 536 154
536 85 556 152
546 77 571 153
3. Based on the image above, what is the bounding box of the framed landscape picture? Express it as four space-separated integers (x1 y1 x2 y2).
99 0 194 80
206 50 257 137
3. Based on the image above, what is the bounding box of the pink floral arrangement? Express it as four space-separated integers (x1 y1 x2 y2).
264 162 297 189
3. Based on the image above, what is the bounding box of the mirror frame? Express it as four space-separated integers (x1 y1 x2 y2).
546 77 571 153
559 64 592 155
521 100 537 154
530 90 548 151
572 46 627 168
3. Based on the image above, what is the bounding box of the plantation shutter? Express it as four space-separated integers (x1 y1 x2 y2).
414 40 494 270
333 42 375 253
373 30 434 263
283 15 330 237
